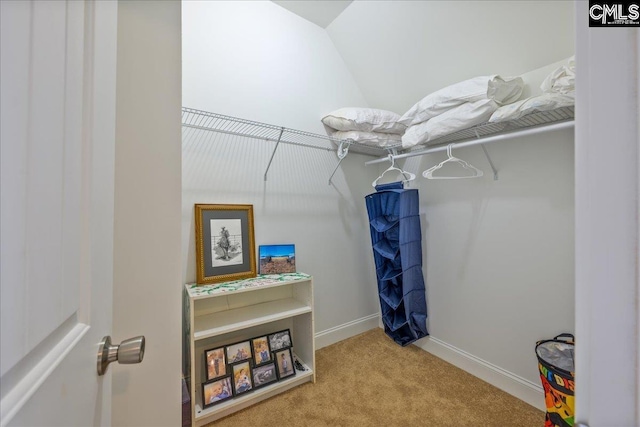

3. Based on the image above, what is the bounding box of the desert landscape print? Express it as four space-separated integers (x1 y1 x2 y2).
259 244 296 274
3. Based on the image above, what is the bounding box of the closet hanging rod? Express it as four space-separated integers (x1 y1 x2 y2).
364 120 574 166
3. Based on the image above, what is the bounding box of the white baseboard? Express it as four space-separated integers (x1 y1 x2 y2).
415 335 545 411
315 313 380 349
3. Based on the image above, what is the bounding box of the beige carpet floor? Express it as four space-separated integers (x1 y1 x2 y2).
206 328 544 426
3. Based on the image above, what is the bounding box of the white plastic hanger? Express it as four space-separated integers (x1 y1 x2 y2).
422 144 484 180
372 154 416 187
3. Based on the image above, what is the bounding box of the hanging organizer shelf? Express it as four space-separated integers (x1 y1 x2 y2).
182 107 399 184
365 106 575 180
365 181 428 346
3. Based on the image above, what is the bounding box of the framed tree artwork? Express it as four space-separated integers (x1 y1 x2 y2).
195 204 256 284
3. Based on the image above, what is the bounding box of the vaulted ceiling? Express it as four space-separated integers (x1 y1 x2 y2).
271 1 574 115
271 1 353 28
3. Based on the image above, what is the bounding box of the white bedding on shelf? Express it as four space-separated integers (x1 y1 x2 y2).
490 56 575 123
329 130 402 148
321 107 406 135
540 56 575 95
489 93 574 123
401 99 499 148
320 57 574 150
398 75 523 127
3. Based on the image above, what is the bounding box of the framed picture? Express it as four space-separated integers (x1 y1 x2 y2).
274 348 296 380
258 244 296 274
204 346 227 381
252 363 278 389
225 340 252 364
268 329 292 351
202 376 233 408
195 204 256 284
251 336 272 366
231 361 253 395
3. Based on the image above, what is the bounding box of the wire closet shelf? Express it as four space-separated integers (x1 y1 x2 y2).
421 106 573 147
181 107 397 157
368 106 575 165
182 106 574 182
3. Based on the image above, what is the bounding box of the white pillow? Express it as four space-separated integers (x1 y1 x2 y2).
398 75 523 127
402 99 498 148
489 93 574 123
322 107 406 135
331 130 402 148
540 56 575 95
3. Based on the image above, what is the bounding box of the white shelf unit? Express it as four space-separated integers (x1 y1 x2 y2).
184 273 315 426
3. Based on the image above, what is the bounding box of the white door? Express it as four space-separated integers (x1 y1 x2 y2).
575 2 640 426
1 1 119 425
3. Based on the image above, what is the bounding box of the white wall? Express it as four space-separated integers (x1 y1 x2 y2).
327 1 575 114
405 63 574 409
411 127 574 385
113 1 182 426
182 1 381 344
183 0 367 135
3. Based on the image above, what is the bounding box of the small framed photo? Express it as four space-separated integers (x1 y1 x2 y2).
251 336 272 366
225 340 252 364
268 329 292 351
202 376 232 408
194 204 256 284
274 348 296 380
258 244 296 274
252 363 278 389
204 346 227 381
231 361 253 395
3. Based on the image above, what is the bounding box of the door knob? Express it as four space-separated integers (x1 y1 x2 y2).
97 335 145 376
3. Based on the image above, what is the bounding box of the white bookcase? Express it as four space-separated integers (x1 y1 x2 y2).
184 273 315 426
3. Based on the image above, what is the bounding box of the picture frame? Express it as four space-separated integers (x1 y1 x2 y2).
268 329 293 351
204 346 227 381
252 363 278 389
258 244 296 275
274 348 296 380
195 204 256 284
202 376 233 408
251 336 272 366
231 361 254 395
225 340 253 364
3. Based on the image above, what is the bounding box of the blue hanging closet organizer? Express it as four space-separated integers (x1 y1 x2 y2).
365 181 428 346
